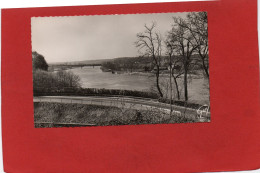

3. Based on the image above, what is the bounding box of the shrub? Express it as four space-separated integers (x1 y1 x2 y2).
33 70 81 91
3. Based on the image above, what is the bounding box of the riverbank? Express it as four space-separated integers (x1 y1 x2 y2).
34 102 196 128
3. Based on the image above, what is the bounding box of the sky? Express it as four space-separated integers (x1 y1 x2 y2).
31 12 188 63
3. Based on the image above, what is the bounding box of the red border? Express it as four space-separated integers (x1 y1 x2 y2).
2 0 260 172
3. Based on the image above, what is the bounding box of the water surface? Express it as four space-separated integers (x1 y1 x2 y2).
68 66 154 91
68 66 210 104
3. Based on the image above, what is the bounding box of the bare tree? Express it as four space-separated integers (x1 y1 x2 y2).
165 38 183 101
180 12 209 78
169 17 198 101
135 22 164 97
56 70 81 88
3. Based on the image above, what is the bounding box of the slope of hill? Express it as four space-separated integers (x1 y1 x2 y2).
49 54 207 70
49 59 113 65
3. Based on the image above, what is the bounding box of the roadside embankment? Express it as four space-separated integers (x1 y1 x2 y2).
34 102 197 128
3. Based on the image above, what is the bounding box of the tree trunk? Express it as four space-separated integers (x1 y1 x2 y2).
156 66 163 97
173 76 180 100
202 58 209 79
184 66 188 101
169 65 172 116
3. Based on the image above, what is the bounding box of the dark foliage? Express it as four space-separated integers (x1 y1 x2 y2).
33 87 159 99
32 51 49 71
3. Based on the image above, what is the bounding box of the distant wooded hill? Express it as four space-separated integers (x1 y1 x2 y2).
49 59 113 65
101 55 207 73
50 55 206 65
49 54 208 73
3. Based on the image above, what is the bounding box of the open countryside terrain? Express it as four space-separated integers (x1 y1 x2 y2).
67 66 210 105
32 12 210 127
33 54 210 128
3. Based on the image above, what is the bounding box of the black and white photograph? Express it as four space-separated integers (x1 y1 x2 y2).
32 12 210 128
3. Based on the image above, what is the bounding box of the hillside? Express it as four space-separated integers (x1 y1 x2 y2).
49 58 113 65
49 54 208 72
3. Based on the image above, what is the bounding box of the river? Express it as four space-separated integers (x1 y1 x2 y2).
67 66 210 104
68 66 154 91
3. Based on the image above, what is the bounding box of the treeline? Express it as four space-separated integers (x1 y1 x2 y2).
34 87 158 99
101 55 205 73
32 51 81 90
101 56 153 72
135 12 209 101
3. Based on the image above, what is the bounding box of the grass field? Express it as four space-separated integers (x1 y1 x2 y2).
34 102 197 128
